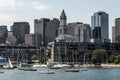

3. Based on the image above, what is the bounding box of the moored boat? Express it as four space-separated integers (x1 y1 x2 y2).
0 71 4 73
65 69 79 72
23 68 37 71
39 71 55 74
80 68 88 71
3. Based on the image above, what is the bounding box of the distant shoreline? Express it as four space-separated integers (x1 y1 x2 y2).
100 64 120 68
80 64 120 68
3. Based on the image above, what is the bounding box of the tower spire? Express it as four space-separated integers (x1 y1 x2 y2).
58 9 67 35
60 9 66 19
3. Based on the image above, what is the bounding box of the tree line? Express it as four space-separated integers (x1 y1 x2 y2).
92 49 120 65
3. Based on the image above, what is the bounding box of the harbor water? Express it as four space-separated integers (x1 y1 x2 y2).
0 68 120 80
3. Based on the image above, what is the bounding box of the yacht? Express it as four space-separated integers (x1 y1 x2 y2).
18 63 37 71
39 61 55 74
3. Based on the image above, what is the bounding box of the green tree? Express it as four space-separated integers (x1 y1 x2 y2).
92 49 107 65
31 54 38 60
108 55 116 63
114 55 120 64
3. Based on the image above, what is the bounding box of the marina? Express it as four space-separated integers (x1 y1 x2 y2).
0 68 120 80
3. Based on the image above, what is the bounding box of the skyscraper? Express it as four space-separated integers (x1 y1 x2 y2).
34 18 50 47
0 25 8 44
91 11 109 43
11 22 30 44
58 10 67 35
25 34 34 46
34 18 59 46
115 18 120 43
112 26 115 43
68 22 91 42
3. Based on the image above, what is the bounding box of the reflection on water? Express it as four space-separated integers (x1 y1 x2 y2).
0 68 120 80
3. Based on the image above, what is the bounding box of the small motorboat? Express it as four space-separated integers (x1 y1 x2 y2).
39 70 55 74
23 68 37 71
18 67 37 71
65 69 79 72
0 71 4 73
80 68 88 71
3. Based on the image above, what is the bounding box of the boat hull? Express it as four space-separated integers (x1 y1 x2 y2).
0 71 4 73
65 69 79 72
39 71 55 74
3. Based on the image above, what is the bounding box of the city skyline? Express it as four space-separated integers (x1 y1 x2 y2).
0 0 120 39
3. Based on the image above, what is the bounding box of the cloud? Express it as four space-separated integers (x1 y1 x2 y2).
0 13 14 22
0 0 52 11
0 0 15 8
33 3 52 10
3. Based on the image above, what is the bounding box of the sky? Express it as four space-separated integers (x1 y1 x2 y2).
0 0 120 39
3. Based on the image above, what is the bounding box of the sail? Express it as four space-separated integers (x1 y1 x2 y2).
8 58 14 68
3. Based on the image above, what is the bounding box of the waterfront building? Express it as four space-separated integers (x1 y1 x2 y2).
11 22 30 44
0 45 38 62
25 34 34 46
68 22 91 42
115 18 120 43
0 25 8 44
34 18 59 47
48 41 120 64
0 42 119 64
91 11 109 43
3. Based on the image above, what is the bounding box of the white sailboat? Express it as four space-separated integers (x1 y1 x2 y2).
18 62 37 71
17 50 37 71
39 61 55 74
39 68 55 74
80 52 88 71
51 46 71 69
64 51 79 72
3 58 14 69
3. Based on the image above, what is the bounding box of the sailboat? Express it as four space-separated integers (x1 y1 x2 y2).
39 68 55 74
64 51 79 72
17 50 37 71
39 61 55 74
18 62 37 71
51 45 71 69
2 58 14 69
80 52 88 71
